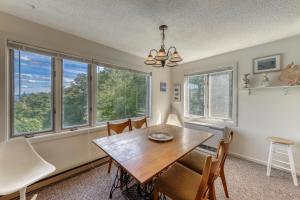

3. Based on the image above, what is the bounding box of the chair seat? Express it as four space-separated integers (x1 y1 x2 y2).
154 162 202 200
178 150 207 174
0 138 56 195
269 136 294 145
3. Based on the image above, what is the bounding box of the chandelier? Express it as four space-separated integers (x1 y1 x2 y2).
144 25 182 67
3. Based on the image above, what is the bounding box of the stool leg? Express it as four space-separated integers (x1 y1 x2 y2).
267 142 273 176
287 145 298 186
20 187 26 200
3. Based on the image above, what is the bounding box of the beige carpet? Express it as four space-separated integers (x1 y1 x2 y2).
29 156 300 200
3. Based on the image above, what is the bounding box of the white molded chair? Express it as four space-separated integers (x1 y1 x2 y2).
0 138 56 200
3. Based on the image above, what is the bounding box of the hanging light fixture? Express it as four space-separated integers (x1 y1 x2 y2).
144 25 183 67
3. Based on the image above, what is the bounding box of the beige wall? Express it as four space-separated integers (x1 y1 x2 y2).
0 12 171 174
171 35 300 173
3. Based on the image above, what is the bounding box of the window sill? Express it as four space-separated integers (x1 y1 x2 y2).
28 117 152 144
29 125 107 144
184 117 236 129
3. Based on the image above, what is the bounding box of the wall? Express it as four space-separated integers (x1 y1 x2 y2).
0 12 171 174
171 35 300 173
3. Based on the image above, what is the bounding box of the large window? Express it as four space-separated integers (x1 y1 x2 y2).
185 68 234 121
62 59 89 129
8 42 151 137
11 50 54 136
96 65 150 122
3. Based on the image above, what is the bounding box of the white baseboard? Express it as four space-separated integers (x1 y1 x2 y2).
229 152 300 176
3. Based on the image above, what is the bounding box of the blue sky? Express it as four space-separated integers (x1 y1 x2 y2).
14 50 88 95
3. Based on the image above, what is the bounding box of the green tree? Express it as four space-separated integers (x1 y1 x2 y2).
63 74 88 127
15 92 52 134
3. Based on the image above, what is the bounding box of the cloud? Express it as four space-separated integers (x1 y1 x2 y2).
20 56 31 61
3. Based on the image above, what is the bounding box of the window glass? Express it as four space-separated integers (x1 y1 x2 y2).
187 75 205 116
209 71 233 119
12 50 53 136
62 59 89 128
96 66 150 122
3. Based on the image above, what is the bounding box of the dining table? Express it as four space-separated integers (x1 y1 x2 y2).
93 124 213 199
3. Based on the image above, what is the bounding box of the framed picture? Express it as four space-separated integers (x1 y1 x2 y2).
173 84 181 102
253 54 281 74
160 82 167 92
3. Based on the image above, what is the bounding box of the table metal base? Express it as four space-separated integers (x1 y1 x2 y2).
109 167 167 200
109 167 133 198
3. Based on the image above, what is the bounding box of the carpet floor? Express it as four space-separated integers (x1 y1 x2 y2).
30 156 300 200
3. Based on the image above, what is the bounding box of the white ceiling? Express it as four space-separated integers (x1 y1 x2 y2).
1 0 300 63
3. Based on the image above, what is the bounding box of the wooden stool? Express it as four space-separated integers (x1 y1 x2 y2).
267 136 298 186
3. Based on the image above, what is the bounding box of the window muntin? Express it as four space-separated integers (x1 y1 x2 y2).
96 66 150 122
209 71 233 119
62 59 89 129
187 75 206 117
11 50 54 136
185 69 234 121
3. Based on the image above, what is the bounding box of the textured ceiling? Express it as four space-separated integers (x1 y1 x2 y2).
1 0 300 63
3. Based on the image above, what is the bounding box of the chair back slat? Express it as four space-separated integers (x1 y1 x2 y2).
219 127 234 170
131 117 148 129
195 156 212 200
107 119 132 136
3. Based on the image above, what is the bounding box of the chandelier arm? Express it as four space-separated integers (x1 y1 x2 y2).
167 46 177 57
150 49 158 55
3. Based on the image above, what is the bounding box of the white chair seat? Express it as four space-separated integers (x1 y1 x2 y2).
0 138 56 196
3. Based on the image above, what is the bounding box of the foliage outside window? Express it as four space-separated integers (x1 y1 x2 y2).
185 69 233 121
11 50 53 136
62 59 89 128
96 66 150 122
9 47 151 137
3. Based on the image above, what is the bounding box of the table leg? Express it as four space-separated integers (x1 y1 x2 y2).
109 166 133 199
137 181 154 200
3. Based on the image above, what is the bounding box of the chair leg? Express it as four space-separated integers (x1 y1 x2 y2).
153 187 159 200
209 182 217 200
267 141 273 176
20 187 26 200
107 157 113 174
220 166 229 198
287 145 298 186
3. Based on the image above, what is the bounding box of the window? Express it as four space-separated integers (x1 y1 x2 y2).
187 75 206 117
96 65 150 122
209 71 233 119
11 50 54 136
185 68 234 122
8 41 152 137
62 59 90 129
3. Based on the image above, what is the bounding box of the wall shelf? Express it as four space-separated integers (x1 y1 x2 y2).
242 85 300 95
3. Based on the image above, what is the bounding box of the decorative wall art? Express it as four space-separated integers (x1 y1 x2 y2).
160 82 167 92
253 54 281 74
173 84 181 102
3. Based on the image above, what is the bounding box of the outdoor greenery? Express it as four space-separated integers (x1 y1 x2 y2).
188 75 205 116
14 67 149 135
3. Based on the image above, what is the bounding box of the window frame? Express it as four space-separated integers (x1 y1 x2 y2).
95 65 152 125
61 58 92 130
207 69 233 120
184 66 237 126
9 49 56 137
185 74 207 119
7 41 152 138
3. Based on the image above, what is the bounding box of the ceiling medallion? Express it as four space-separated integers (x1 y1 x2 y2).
144 25 183 68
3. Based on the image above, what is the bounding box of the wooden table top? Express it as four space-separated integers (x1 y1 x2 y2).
93 124 213 184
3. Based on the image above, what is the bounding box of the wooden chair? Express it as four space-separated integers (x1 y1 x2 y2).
131 117 148 129
153 156 212 200
179 127 234 198
106 119 132 173
154 141 226 200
